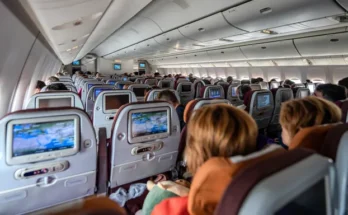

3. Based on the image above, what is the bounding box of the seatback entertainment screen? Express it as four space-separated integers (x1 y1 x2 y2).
38 97 72 108
257 94 271 109
131 111 168 138
182 85 191 92
209 88 221 98
133 88 146 97
104 95 130 111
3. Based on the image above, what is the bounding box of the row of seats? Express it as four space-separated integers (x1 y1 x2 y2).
2 100 347 214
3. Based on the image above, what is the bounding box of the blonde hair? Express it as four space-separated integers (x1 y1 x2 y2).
184 104 258 175
280 96 341 139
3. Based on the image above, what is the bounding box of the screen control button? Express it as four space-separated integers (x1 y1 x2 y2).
84 140 92 148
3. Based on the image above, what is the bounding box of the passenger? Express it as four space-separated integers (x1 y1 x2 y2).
144 87 153 96
226 76 233 84
96 72 101 78
306 79 312 83
280 97 341 147
314 84 346 103
46 83 68 91
56 72 64 77
283 79 295 88
338 77 348 89
269 78 277 82
46 76 59 85
34 80 46 94
185 104 258 175
188 74 195 83
251 78 259 84
157 90 185 130
257 77 264 82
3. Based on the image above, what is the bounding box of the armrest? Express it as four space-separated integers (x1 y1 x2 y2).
96 127 108 196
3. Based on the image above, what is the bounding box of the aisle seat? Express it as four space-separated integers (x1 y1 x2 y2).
145 89 180 102
128 84 150 102
0 108 97 214
293 87 310 98
85 85 116 118
201 85 224 99
26 91 84 110
247 90 274 129
176 82 194 105
158 80 174 89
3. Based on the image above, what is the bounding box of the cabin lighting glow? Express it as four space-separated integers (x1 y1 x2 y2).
261 29 278 35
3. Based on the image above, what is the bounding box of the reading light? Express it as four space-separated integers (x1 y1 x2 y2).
72 46 79 50
330 38 339 42
198 28 205 32
261 29 278 35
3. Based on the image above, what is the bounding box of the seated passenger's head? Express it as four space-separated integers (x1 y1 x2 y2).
185 104 257 175
306 79 312 83
226 76 233 83
157 90 179 107
46 83 68 91
46 76 59 85
241 85 252 96
280 96 341 146
314 84 346 102
283 79 295 88
257 77 264 82
35 80 46 94
144 87 152 96
251 78 259 84
338 77 348 89
269 78 277 82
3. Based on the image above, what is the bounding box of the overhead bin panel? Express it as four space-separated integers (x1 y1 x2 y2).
154 29 198 50
294 32 348 57
207 47 246 62
222 0 343 32
178 13 246 42
184 51 211 63
336 0 348 11
140 0 246 32
240 40 300 59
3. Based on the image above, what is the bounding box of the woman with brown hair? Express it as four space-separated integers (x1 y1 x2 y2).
184 104 258 175
280 96 341 147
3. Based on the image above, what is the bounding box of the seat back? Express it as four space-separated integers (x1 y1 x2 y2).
259 82 269 90
203 85 225 99
216 149 334 215
177 82 194 105
0 108 97 214
144 78 157 86
145 89 180 102
269 81 280 89
269 88 294 127
294 87 310 98
241 80 250 85
106 80 118 86
226 84 243 106
82 81 103 105
26 92 84 110
93 90 137 139
295 83 306 88
109 102 180 187
158 80 174 89
128 84 151 102
85 85 116 118
115 81 133 89
249 84 262 91
193 80 206 98
249 90 274 129
135 78 145 84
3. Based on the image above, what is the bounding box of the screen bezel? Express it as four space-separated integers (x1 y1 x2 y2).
6 115 80 165
128 107 171 144
103 93 131 114
93 88 115 100
36 96 74 108
256 93 271 110
114 63 122 70
209 88 221 98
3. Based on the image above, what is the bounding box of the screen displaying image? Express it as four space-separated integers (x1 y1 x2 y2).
39 98 72 108
139 63 146 68
209 89 221 98
257 94 271 109
72 60 80 66
114 64 121 70
162 82 170 88
94 88 114 99
131 111 168 138
231 87 237 97
12 120 75 157
105 95 129 110
182 85 191 92
108 81 116 85
123 77 128 81
133 88 146 97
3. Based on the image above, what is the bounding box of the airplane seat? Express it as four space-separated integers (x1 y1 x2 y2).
202 85 225 99
241 80 251 85
226 84 243 106
186 145 285 215
335 99 348 123
215 149 334 215
145 89 180 102
217 82 230 97
250 84 262 91
247 90 274 129
294 83 306 88
0 108 97 214
260 81 269 90
108 101 180 188
293 87 310 98
106 80 118 86
135 78 145 84
26 91 84 110
193 80 206 98
157 80 174 89
93 90 137 139
128 84 150 102
115 81 133 90
144 78 157 86
81 81 104 106
269 81 280 89
174 78 189 90
176 82 194 105
85 85 116 118
268 88 294 135
232 80 241 85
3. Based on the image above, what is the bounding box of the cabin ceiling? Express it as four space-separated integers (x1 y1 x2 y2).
17 0 348 65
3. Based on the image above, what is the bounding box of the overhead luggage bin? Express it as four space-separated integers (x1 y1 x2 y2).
222 0 344 32
184 51 211 64
207 47 247 62
140 0 246 32
240 40 301 60
178 13 246 42
294 32 348 57
154 29 198 50
336 0 348 11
